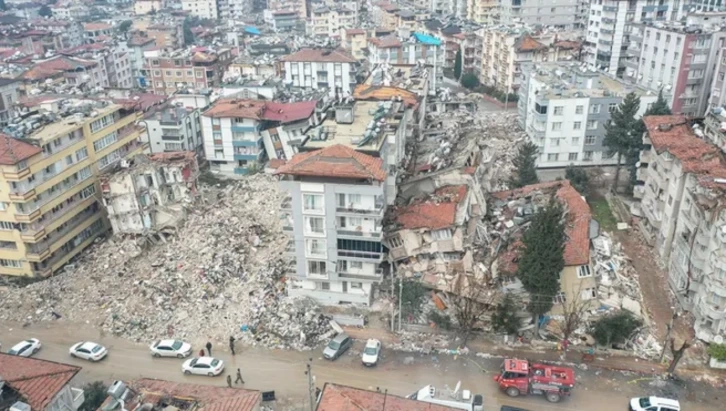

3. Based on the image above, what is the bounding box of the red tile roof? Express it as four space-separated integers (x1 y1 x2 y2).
492 180 591 266
0 354 80 410
203 99 317 123
281 48 357 63
317 383 460 411
346 28 366 35
22 55 98 80
275 144 386 181
262 101 317 122
515 35 546 52
0 133 42 165
83 22 112 31
394 185 469 230
643 115 726 189
268 158 287 169
368 35 402 48
128 36 155 47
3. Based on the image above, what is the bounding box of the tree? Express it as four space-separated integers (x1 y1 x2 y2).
509 142 539 188
118 20 133 34
589 311 642 347
427 310 453 330
79 381 107 411
447 274 494 345
517 201 566 325
645 89 672 116
0 0 7 12
461 73 480 89
183 17 195 46
603 92 641 192
667 338 691 375
491 292 522 335
150 7 156 15
38 4 53 17
555 282 593 359
708 343 726 361
565 165 590 197
454 49 463 80
393 278 427 325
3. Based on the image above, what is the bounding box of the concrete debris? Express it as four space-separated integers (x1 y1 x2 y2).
391 331 453 353
0 175 331 350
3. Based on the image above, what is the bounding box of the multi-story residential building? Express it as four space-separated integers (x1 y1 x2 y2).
181 0 219 19
623 14 726 117
142 47 233 95
134 0 163 14
83 23 114 44
201 98 320 176
0 354 85 411
51 3 90 20
0 78 20 127
584 0 685 76
140 104 203 154
19 55 109 92
100 151 199 236
429 0 467 19
370 1 400 30
218 0 253 20
267 0 307 18
262 9 300 31
0 99 147 277
124 36 156 87
309 5 359 38
30 20 85 49
341 29 367 60
498 0 581 29
280 49 359 96
635 114 726 343
367 32 443 67
276 144 387 306
466 0 497 24
60 43 134 90
518 62 657 169
145 23 183 48
688 0 726 12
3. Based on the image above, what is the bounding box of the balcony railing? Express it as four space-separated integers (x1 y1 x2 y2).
338 250 383 261
336 205 384 216
26 207 99 255
338 268 383 281
337 229 382 238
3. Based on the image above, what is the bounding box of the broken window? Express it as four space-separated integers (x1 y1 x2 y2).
432 228 452 240
581 288 596 301
577 265 592 278
388 236 403 248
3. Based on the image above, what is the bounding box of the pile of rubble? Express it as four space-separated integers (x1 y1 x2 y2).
0 175 331 350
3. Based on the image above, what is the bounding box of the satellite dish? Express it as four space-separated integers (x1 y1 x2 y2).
715 335 724 344
453 381 461 395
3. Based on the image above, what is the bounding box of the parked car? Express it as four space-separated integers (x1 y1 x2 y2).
629 396 680 411
323 333 352 360
182 357 225 376
361 339 381 366
7 338 42 357
69 342 108 361
150 339 192 358
501 406 531 411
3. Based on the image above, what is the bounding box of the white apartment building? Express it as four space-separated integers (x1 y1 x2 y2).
466 0 497 24
518 63 657 168
201 98 319 176
218 0 253 20
429 0 467 18
181 0 219 19
498 0 582 29
309 6 359 38
624 16 726 117
635 114 726 343
276 145 387 306
51 4 90 20
141 105 203 155
134 0 163 14
584 0 685 76
280 49 359 97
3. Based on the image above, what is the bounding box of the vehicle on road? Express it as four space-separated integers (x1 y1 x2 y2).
323 333 352 361
494 358 575 403
150 339 192 358
69 342 108 361
182 357 225 376
501 406 531 411
361 339 381 366
7 338 42 357
629 396 680 411
408 382 484 411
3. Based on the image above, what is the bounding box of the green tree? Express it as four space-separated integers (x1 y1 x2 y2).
427 310 453 330
454 49 462 80
603 92 641 192
150 7 156 15
491 293 521 335
79 381 107 411
645 89 672 116
509 142 539 188
461 73 479 89
565 165 590 197
38 4 53 17
0 0 7 12
589 311 643 347
394 278 427 321
118 20 133 33
708 343 726 361
183 17 195 45
516 201 566 325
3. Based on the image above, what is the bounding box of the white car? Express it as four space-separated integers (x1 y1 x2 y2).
8 338 42 357
361 339 381 366
69 341 108 361
629 396 681 411
182 357 225 376
150 339 192 358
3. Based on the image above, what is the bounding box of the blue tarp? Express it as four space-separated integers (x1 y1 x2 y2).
245 26 261 35
413 32 442 46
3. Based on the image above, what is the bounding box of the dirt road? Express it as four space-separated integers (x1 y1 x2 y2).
2 321 721 411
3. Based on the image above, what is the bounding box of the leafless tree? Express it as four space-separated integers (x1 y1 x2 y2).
550 282 595 358
667 337 692 375
446 272 496 346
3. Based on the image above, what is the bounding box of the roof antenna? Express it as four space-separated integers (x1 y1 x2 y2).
382 388 388 410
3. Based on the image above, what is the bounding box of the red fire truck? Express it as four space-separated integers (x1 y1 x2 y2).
493 358 575 403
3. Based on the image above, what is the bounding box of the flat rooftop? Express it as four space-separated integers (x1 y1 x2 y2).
28 102 121 143
531 63 654 100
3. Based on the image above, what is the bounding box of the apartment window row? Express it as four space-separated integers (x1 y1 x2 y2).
99 148 122 169
0 258 22 268
76 147 88 162
93 131 118 152
547 151 600 162
90 114 115 133
79 183 96 200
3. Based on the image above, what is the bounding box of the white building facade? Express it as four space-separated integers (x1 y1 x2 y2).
498 0 582 29
142 106 203 155
280 49 359 96
181 0 219 19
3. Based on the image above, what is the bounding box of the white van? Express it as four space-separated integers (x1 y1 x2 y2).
629 396 681 411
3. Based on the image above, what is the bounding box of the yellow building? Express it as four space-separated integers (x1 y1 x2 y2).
467 0 498 24
0 101 147 277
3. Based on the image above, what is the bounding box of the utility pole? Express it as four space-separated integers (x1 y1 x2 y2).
660 310 678 363
305 358 315 411
397 275 403 332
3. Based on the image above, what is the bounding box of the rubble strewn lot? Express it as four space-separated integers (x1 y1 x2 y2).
0 175 331 350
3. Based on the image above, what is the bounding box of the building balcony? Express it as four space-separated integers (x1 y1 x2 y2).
337 249 384 263
603 5 617 12
699 303 726 320
25 206 100 261
233 152 263 161
95 124 144 159
231 124 260 133
337 228 382 239
71 387 85 410
232 138 263 147
602 17 615 24
20 195 97 243
336 206 384 216
338 268 383 281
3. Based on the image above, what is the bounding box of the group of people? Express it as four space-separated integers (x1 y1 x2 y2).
197 336 245 388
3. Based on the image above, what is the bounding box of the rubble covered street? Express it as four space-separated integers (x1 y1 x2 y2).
0 175 332 350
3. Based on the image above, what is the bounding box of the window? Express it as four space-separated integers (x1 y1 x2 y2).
351 282 363 289
569 153 578 161
573 121 581 130
0 221 14 230
432 228 452 240
90 114 114 133
583 151 593 160
575 105 584 114
305 216 325 234
577 264 592 279
0 202 6 211
164 142 183 151
572 137 580 145
303 194 324 213
547 153 559 161
608 103 618 113
305 238 326 257
585 135 596 145
77 166 91 180
389 235 403 248
93 131 118 152
589 104 601 114
553 292 566 304
321 282 330 290
0 259 21 268
587 120 598 130
79 184 96 199
552 122 562 131
553 106 564 115
214 149 224 158
550 138 560 146
350 261 363 269
308 260 327 275
581 288 596 301
76 147 88 161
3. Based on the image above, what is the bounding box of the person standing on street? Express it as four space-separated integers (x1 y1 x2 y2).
229 336 236 355
235 368 244 384
198 349 205 357
226 375 232 388
206 341 212 356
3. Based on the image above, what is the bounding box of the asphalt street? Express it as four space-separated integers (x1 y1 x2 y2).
1 320 719 411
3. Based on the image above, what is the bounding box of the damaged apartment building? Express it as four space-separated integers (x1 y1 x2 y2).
100 152 199 238
634 114 726 343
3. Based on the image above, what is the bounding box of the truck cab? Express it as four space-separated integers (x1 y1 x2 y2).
494 359 575 403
